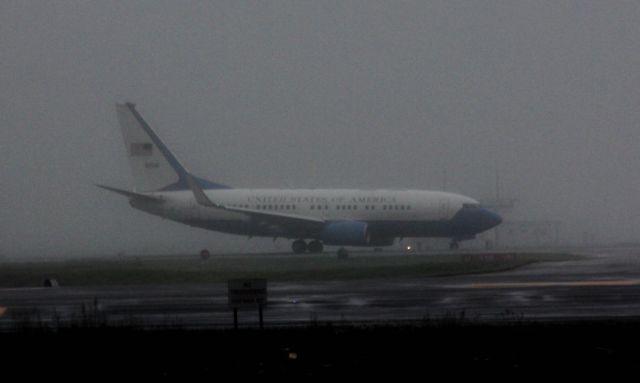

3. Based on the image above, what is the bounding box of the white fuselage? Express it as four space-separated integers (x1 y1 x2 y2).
144 189 477 224
129 188 490 245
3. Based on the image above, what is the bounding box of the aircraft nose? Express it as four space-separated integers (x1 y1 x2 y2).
482 209 502 230
451 206 503 234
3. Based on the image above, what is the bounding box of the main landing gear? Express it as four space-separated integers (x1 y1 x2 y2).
291 239 324 254
292 239 307 254
291 239 350 258
307 240 324 253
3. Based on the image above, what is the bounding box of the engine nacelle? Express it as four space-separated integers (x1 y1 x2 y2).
317 221 371 246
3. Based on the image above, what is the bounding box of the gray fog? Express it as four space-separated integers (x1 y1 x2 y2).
1 1 639 258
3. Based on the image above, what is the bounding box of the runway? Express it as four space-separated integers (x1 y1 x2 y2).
2 247 640 329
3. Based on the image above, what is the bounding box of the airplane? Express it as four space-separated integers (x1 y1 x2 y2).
98 103 502 257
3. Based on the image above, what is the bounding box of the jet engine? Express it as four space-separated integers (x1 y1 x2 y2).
317 221 371 246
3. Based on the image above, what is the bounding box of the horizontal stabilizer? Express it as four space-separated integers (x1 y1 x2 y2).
96 184 163 202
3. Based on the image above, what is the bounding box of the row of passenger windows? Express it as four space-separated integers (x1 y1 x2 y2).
255 204 296 211
228 204 412 211
384 205 412 210
323 205 412 211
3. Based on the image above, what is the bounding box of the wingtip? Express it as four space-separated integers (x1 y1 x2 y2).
95 183 122 193
116 101 137 109
186 174 219 208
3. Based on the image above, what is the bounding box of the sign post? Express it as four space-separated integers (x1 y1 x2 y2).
228 279 268 329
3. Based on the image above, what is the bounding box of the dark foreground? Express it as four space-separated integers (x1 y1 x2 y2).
2 320 639 378
3 247 639 377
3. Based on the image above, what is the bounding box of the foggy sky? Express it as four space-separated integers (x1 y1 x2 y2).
2 1 640 257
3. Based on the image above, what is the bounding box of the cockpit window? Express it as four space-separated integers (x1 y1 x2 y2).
463 203 482 209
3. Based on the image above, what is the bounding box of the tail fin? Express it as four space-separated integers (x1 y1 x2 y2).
116 102 229 192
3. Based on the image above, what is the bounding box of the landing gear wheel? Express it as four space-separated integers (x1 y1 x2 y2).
337 247 349 259
449 240 460 251
292 239 308 254
308 240 324 254
200 249 211 260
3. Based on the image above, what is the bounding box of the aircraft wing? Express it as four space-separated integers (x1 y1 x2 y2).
186 174 326 232
223 205 326 229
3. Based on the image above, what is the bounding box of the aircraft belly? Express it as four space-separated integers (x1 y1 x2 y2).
184 219 291 237
183 218 469 239
367 220 456 238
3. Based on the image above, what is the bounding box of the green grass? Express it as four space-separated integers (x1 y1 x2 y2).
0 252 582 287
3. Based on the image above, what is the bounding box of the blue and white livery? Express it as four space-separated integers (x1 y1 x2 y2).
99 103 502 256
